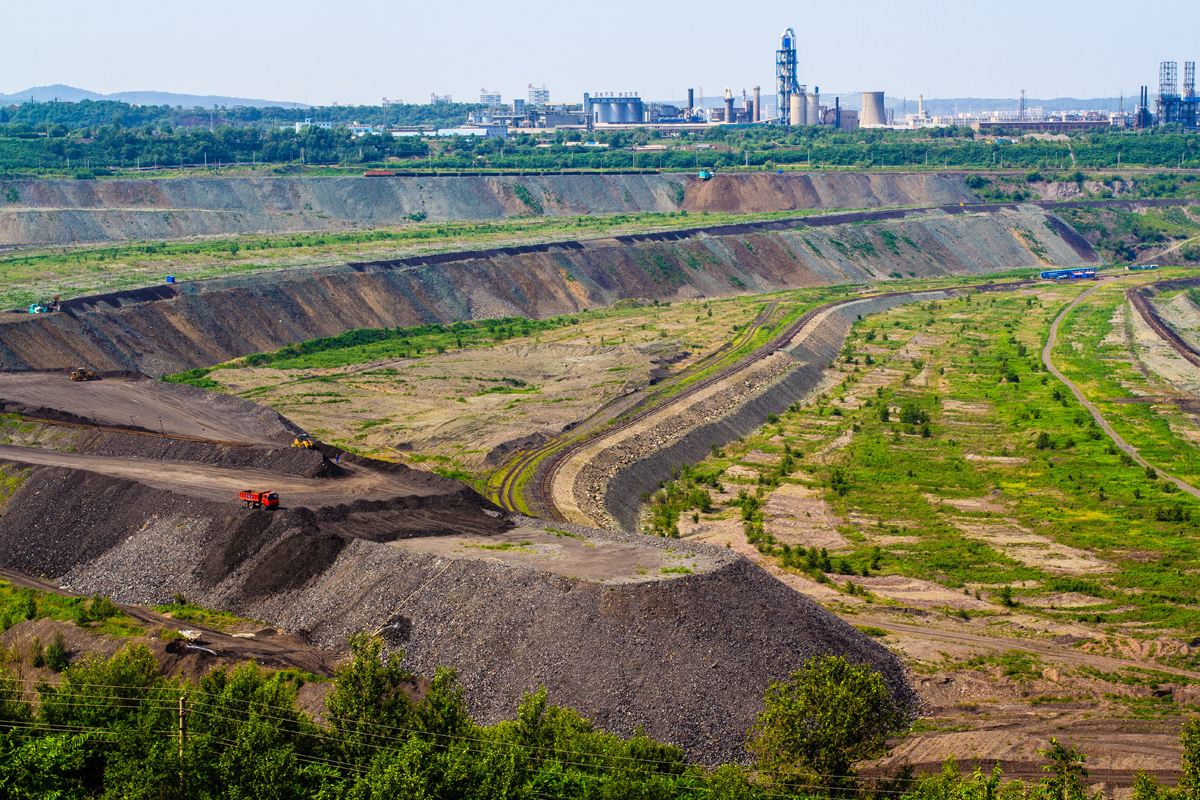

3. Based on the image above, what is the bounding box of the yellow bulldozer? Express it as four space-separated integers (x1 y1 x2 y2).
291 433 314 449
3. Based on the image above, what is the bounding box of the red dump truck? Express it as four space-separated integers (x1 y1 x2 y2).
238 490 279 510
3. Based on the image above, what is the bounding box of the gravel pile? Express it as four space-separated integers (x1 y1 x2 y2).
0 463 913 764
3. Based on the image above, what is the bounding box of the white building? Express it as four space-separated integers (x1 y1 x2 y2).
528 84 550 106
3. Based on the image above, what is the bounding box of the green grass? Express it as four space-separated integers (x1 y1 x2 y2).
1054 283 1200 487
151 600 255 630
644 275 1200 637
0 581 143 638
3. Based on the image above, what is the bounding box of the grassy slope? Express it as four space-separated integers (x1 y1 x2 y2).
0 208 832 309
648 276 1200 653
1054 281 1200 487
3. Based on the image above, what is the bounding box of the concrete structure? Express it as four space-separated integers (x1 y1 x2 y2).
528 84 550 107
436 125 508 139
789 93 805 126
585 93 646 125
860 91 887 127
753 86 761 122
724 88 735 124
806 89 820 126
973 119 1111 134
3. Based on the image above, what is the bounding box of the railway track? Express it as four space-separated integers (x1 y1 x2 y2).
488 299 783 513
1127 278 1200 370
530 277 1041 524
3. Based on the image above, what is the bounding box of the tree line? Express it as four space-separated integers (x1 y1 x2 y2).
2 633 1199 798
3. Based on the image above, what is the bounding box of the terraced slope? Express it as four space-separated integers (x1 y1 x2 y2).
0 206 1093 374
0 172 978 247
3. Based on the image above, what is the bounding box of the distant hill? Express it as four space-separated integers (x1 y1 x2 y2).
0 84 307 109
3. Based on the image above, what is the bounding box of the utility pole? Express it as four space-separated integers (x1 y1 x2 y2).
178 691 188 796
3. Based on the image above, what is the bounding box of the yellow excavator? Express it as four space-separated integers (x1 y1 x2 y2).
291 433 314 449
69 367 96 382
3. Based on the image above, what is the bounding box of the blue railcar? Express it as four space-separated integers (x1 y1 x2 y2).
1040 268 1097 281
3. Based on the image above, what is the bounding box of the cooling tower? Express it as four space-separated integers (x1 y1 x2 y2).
860 91 887 126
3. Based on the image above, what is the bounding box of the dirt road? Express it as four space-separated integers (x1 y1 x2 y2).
0 445 439 506
1043 283 1200 500
0 373 289 444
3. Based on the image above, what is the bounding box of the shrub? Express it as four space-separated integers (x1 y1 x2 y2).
748 655 904 789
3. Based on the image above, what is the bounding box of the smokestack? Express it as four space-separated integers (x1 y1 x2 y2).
753 85 761 122
834 96 841 129
687 88 695 114
724 87 734 123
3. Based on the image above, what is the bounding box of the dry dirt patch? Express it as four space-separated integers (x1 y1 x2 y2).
393 525 715 585
854 575 995 611
949 517 1110 574
762 482 850 550
964 452 1028 466
942 398 992 417
923 493 1008 514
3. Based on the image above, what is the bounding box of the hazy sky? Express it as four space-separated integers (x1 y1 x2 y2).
4 0 1198 105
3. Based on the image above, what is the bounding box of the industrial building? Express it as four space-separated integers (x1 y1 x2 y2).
528 84 550 107
1156 61 1199 128
584 93 647 125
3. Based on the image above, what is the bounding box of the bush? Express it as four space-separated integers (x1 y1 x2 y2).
44 632 69 672
748 655 904 789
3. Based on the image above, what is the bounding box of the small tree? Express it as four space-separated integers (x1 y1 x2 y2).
1039 738 1089 800
748 655 904 790
1181 718 1200 800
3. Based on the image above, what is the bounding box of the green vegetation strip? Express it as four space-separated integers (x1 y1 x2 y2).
647 281 1200 642
5 628 1178 798
0 580 142 640
1054 281 1200 487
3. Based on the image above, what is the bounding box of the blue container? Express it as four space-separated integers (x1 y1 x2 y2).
165 275 175 284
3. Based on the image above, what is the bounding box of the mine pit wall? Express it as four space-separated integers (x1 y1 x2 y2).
606 291 952 530
0 172 978 247
0 208 1093 375
0 462 913 763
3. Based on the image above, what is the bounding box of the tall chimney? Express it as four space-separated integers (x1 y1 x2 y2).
753 85 761 122
687 88 695 114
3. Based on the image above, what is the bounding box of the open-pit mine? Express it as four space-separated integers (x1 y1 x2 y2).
5 171 1200 776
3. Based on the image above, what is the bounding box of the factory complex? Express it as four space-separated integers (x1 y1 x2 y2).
333 30 1200 141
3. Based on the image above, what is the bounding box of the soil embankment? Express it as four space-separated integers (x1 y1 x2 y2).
0 206 1093 375
0 172 979 247
0 455 912 763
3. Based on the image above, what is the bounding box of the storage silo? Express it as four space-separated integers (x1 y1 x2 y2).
860 91 887 126
807 89 820 125
789 93 804 126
